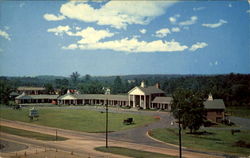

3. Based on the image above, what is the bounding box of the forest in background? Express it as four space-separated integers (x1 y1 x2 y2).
0 73 249 107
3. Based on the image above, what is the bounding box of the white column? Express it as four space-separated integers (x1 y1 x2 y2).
129 95 130 107
144 95 146 109
133 95 135 108
140 95 142 108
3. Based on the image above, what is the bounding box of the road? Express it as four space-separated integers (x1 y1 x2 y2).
0 107 238 158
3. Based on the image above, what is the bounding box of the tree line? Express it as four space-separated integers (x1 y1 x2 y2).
0 73 249 107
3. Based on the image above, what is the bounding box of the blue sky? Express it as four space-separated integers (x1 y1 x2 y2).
0 0 249 76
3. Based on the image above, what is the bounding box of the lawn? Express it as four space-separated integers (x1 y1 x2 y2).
95 146 177 158
0 125 67 141
226 106 250 119
0 107 156 133
150 128 250 156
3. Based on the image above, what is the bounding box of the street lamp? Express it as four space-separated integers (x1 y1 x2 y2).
105 99 108 148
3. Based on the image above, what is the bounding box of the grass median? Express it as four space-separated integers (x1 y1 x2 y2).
150 128 250 156
95 146 177 158
0 107 156 133
0 125 67 141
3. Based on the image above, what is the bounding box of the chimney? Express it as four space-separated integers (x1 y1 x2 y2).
140 81 145 88
208 93 213 101
155 83 160 89
67 89 70 94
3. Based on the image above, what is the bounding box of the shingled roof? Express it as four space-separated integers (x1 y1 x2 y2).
152 97 173 104
17 87 45 91
204 99 225 109
16 94 59 100
58 93 128 101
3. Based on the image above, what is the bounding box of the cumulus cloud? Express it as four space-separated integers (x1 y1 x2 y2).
47 25 70 36
171 27 180 32
228 3 232 8
155 28 171 38
62 44 78 50
246 10 250 13
139 29 147 34
0 29 11 40
179 16 198 26
64 38 188 53
59 1 176 29
43 13 65 21
169 14 180 24
202 19 227 28
189 42 208 51
73 27 114 44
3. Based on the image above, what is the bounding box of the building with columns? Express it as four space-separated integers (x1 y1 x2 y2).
128 82 166 109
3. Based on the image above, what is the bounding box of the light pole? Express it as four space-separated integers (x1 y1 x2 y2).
105 99 108 148
178 108 182 158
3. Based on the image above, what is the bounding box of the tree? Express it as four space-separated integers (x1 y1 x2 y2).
0 80 12 105
171 89 205 134
112 76 123 94
85 74 91 82
70 72 80 85
44 83 54 94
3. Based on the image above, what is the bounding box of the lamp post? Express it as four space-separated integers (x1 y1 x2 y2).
178 108 182 158
105 99 108 148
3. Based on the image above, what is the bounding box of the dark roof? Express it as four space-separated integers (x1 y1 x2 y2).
16 94 59 100
129 86 165 95
17 87 45 91
152 97 173 104
204 99 225 109
58 93 128 101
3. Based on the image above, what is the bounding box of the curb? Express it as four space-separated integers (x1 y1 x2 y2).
146 130 187 149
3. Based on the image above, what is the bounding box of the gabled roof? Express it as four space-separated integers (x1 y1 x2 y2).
16 94 59 100
204 99 225 110
17 87 45 91
128 86 165 95
152 97 173 104
58 93 128 101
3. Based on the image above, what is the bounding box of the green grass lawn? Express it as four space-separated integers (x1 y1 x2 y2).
150 128 250 156
95 146 177 158
226 106 250 119
0 107 156 133
0 125 67 141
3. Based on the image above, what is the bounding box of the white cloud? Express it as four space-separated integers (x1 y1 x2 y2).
171 27 180 32
47 25 70 36
169 14 180 24
62 38 188 53
228 3 232 8
0 48 3 52
0 29 11 40
246 10 250 13
189 42 208 51
60 1 176 29
179 16 198 26
73 27 114 44
202 19 227 28
155 28 171 38
75 26 81 30
44 13 65 21
139 29 147 34
62 44 78 50
193 7 205 11
209 61 219 66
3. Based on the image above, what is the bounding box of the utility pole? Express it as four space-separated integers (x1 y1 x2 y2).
105 100 108 148
178 109 182 158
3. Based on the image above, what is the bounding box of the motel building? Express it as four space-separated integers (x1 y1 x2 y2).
14 83 225 123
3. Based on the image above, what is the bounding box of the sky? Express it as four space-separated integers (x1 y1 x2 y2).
0 0 249 77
